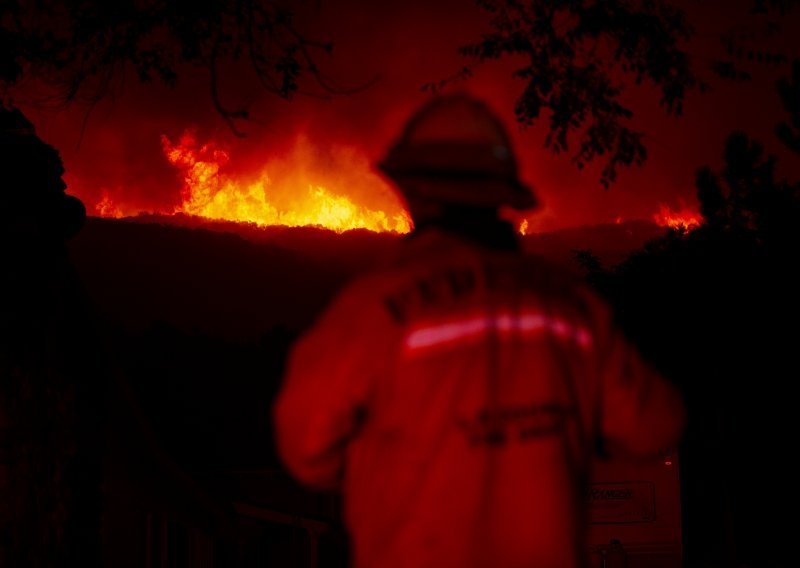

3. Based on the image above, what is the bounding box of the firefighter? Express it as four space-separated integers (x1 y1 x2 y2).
273 93 686 568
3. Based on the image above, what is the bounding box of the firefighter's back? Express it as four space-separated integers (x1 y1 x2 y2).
342 230 602 568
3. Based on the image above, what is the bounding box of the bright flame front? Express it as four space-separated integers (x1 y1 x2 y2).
162 132 412 234
87 131 412 234
653 204 703 232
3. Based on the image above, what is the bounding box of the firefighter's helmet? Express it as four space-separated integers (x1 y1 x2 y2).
379 93 537 210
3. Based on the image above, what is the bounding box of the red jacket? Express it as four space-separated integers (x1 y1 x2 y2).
274 228 686 568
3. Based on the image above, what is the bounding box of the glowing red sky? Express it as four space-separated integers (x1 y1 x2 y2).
17 0 800 232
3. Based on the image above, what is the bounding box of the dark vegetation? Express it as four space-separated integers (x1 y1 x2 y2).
0 0 345 135
577 60 800 567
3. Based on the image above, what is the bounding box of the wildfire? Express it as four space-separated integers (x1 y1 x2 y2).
88 186 145 219
89 131 412 234
95 189 125 218
653 204 703 232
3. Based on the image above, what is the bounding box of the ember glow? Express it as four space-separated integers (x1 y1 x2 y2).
91 131 412 234
653 204 703 232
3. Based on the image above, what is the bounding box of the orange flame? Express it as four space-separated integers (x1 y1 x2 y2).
81 131 412 234
653 204 703 232
95 189 125 218
159 132 411 234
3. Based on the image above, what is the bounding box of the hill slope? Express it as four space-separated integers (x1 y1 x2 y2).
68 216 666 339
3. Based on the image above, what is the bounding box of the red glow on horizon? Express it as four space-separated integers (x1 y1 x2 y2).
71 132 698 237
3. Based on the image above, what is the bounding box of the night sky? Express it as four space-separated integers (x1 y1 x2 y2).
16 0 800 232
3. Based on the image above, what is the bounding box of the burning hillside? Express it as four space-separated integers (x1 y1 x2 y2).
77 131 412 234
69 128 702 237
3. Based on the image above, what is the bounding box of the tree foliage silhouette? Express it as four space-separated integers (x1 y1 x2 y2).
0 0 342 135
430 0 700 187
440 0 799 187
696 59 800 245
775 59 800 152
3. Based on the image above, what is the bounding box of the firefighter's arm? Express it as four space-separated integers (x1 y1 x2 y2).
273 279 391 490
595 314 687 458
